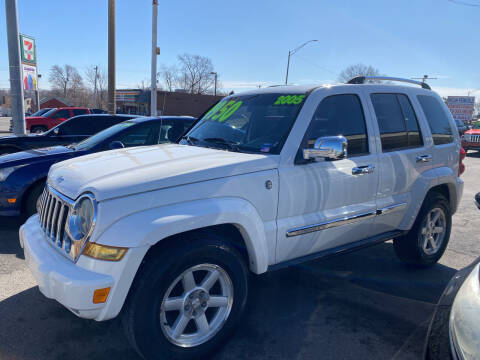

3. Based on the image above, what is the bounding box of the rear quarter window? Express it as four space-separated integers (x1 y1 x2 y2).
417 95 454 145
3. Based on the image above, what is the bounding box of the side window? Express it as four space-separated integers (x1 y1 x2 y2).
371 93 423 151
110 122 159 147
72 108 88 116
297 94 368 162
59 117 88 135
417 95 454 145
52 109 70 119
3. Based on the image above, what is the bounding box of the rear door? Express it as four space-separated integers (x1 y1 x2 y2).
366 92 432 235
276 91 380 263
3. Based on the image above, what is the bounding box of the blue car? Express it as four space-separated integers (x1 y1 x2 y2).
0 116 195 216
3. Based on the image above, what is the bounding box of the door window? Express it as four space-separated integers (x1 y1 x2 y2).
52 109 70 119
58 117 89 135
297 94 368 163
417 95 454 145
110 122 160 147
371 93 423 151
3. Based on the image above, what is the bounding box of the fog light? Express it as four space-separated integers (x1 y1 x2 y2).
93 287 111 304
83 242 128 261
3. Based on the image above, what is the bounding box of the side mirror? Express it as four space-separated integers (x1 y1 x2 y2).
53 127 60 136
303 136 347 161
109 141 125 150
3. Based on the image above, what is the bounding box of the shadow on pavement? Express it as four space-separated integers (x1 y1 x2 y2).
0 215 27 258
0 234 457 360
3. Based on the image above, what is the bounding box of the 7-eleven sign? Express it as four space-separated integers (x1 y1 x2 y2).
20 34 36 65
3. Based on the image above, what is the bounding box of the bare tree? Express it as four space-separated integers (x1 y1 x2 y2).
160 64 178 92
337 63 380 83
85 65 107 108
49 64 84 101
177 54 215 94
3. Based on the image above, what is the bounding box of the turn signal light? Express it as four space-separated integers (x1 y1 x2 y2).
7 198 16 204
83 243 128 261
93 287 111 304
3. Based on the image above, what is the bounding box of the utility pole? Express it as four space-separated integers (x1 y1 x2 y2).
108 0 116 114
5 0 25 135
210 72 217 96
93 65 98 107
151 0 158 116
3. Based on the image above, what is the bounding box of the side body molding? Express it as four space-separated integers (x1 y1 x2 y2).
95 197 270 274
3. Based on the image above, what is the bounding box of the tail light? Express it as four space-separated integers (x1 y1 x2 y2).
459 147 466 176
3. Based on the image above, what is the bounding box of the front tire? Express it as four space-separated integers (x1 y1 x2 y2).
393 193 451 266
24 181 46 217
122 233 249 360
30 126 47 134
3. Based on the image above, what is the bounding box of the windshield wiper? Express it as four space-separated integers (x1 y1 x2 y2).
203 137 241 152
181 135 199 145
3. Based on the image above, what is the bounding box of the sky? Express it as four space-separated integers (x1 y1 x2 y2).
0 0 479 98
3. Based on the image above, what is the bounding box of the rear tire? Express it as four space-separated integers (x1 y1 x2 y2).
393 193 451 266
30 126 47 134
122 233 249 360
24 181 46 217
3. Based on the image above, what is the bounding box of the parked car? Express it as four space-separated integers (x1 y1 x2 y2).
9 108 55 132
1 116 195 216
461 121 480 152
20 77 464 360
455 119 468 135
424 195 480 359
26 107 92 133
0 114 138 155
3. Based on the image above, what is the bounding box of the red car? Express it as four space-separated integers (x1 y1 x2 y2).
26 107 91 133
461 122 480 152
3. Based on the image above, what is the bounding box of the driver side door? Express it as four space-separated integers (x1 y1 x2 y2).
276 93 379 263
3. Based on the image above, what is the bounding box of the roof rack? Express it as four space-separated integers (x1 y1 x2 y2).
346 76 431 90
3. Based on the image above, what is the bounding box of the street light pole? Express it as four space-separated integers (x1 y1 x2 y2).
151 0 158 116
107 0 116 114
36 74 41 111
210 72 217 96
5 0 25 135
284 39 318 85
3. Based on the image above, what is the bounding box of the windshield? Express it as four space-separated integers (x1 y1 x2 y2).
42 108 58 117
30 108 50 117
181 93 307 154
74 121 136 150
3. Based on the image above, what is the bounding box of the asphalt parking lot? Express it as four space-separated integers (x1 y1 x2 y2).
0 154 479 360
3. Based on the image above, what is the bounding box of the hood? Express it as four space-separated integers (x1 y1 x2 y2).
49 144 279 201
0 146 74 166
465 129 480 135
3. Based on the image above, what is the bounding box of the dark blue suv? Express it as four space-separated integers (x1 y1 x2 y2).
0 116 195 216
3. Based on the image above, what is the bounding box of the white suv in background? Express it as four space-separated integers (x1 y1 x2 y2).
20 76 465 359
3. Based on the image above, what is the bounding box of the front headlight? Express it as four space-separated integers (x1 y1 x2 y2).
66 193 97 260
0 166 18 181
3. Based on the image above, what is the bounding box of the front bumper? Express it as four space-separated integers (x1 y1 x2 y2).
461 140 480 150
19 215 148 321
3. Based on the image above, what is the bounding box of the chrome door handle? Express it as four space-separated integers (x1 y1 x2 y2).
416 154 432 163
352 164 375 175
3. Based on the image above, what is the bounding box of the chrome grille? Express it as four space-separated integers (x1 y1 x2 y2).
38 185 74 256
470 135 480 143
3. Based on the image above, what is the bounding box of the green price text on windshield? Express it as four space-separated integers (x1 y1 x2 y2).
204 100 243 123
274 95 305 105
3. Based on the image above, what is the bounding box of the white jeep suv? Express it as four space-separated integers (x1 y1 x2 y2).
20 76 465 359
